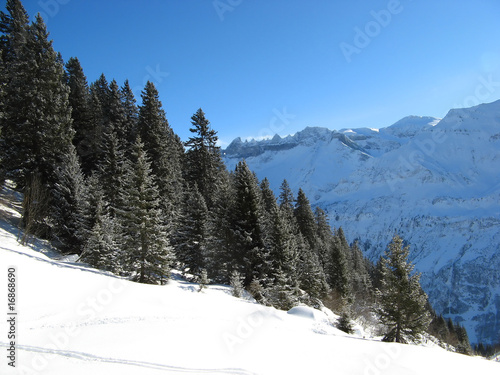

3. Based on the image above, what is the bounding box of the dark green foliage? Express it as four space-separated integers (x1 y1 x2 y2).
230 270 244 298
184 108 226 209
119 138 173 284
337 311 355 334
0 7 73 238
51 144 86 254
376 235 431 343
65 57 93 175
173 183 208 277
230 161 268 286
138 81 183 222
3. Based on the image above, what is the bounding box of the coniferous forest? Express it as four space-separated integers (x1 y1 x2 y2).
0 0 477 352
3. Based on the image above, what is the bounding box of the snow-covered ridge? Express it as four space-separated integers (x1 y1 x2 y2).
222 100 500 345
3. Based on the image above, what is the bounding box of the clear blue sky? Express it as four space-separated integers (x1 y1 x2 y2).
17 0 500 146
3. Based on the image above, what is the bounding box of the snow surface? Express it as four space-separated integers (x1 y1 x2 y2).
0 220 499 374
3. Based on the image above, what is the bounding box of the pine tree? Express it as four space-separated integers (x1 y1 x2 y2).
204 170 234 283
375 234 431 343
278 179 295 219
230 270 244 298
296 233 329 300
172 183 208 277
120 137 173 284
51 143 87 254
80 199 120 273
97 123 128 218
1 10 73 236
120 80 138 152
266 266 298 310
230 161 268 286
138 81 183 223
337 310 355 334
326 229 351 301
184 108 226 209
198 269 209 292
65 57 93 174
294 188 317 250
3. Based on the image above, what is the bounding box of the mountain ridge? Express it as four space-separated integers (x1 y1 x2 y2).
223 100 500 345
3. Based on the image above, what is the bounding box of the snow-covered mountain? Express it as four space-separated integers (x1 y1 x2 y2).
1 185 499 374
223 100 500 346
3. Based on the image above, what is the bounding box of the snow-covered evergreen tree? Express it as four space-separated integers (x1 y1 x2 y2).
120 137 173 284
230 269 244 298
80 199 120 273
51 143 87 254
1 8 73 236
172 183 208 277
375 234 431 343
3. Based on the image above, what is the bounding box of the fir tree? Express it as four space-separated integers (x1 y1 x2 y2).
51 143 87 254
296 233 329 300
120 80 139 151
230 161 268 286
203 170 234 283
267 266 298 310
172 183 208 277
138 81 183 223
375 234 431 343
1 10 73 235
65 57 93 174
294 188 317 250
337 310 355 334
120 137 173 284
80 198 120 273
326 229 351 301
184 108 226 209
198 269 209 292
230 270 244 298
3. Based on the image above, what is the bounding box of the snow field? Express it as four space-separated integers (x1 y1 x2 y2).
1 224 499 374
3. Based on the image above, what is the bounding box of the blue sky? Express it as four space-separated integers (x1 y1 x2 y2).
18 0 500 146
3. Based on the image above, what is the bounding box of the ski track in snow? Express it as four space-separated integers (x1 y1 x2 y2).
0 342 258 375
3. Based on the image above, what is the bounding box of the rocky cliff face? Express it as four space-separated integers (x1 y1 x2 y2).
223 101 500 345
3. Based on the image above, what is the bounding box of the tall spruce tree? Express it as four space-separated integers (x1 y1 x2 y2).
120 80 139 151
184 108 226 209
230 161 268 286
294 188 318 251
173 183 208 277
138 81 183 223
1 9 73 236
51 143 87 254
65 57 93 174
120 137 173 284
376 234 431 343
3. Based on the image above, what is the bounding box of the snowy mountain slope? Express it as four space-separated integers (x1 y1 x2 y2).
1 218 499 374
223 100 500 345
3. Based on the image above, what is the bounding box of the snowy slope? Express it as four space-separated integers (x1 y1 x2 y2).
1 220 499 374
223 101 500 345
